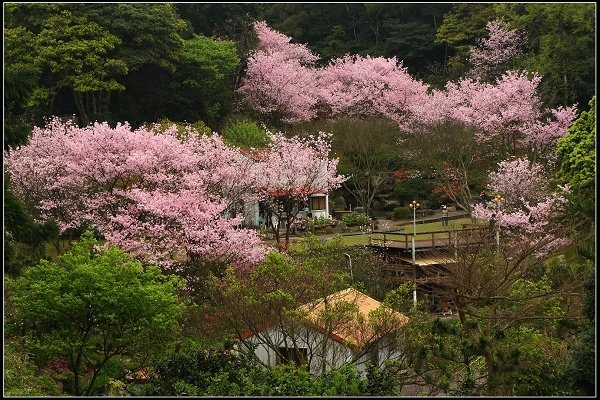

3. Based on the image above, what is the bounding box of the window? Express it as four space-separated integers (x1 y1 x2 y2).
310 196 326 210
277 347 308 366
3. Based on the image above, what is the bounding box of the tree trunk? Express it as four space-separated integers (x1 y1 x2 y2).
72 90 90 126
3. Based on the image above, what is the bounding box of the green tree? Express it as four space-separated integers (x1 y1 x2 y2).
170 35 241 127
81 3 187 73
434 3 496 80
494 3 595 108
6 231 187 396
556 96 596 192
556 96 595 259
34 10 128 125
4 175 59 276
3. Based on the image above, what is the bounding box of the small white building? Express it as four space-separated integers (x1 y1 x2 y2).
237 288 409 375
238 146 333 228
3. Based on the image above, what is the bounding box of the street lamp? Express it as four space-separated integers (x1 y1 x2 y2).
408 200 420 308
343 253 353 281
491 194 504 247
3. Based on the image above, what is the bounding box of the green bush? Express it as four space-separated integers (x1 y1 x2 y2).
221 120 270 148
311 216 331 229
147 118 212 139
143 342 400 396
391 207 411 220
342 212 370 227
4 340 61 396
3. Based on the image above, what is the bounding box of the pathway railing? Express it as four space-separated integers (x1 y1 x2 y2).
368 226 489 248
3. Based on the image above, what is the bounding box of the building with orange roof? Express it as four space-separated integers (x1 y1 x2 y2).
237 287 409 375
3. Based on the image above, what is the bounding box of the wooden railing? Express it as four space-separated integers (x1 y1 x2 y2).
368 226 489 248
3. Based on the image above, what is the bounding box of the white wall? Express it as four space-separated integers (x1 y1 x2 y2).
243 325 353 375
241 325 403 376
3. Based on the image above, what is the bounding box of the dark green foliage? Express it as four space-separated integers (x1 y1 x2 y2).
393 176 441 208
495 3 596 108
258 3 450 74
581 269 594 322
563 268 595 395
391 206 411 220
143 342 400 396
565 324 595 395
4 176 59 276
169 35 240 127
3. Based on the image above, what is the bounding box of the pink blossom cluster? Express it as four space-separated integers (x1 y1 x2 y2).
410 71 577 153
239 22 577 159
238 22 429 125
252 21 319 65
522 105 579 158
5 119 347 270
5 118 267 270
237 21 320 123
317 55 430 126
255 131 347 199
468 20 524 79
472 157 571 257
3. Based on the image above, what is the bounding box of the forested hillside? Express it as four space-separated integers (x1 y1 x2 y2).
4 3 595 139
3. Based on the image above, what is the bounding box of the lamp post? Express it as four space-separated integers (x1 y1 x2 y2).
408 200 420 308
491 194 504 247
343 253 353 281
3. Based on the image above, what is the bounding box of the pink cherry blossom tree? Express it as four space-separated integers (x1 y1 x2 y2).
5 118 267 273
472 157 571 257
468 19 524 81
237 21 320 124
403 70 577 215
254 131 347 248
238 22 430 126
316 55 430 127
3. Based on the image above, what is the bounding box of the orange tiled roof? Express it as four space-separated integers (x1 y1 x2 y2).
297 288 409 348
241 288 409 349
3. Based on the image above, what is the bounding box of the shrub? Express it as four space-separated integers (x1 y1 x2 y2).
342 212 370 227
4 340 62 396
391 207 411 220
221 120 270 148
311 216 333 229
143 342 400 396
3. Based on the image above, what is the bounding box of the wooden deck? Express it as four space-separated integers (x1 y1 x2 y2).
367 226 489 250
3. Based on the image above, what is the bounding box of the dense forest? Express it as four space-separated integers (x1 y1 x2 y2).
4 3 596 397
4 3 595 137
